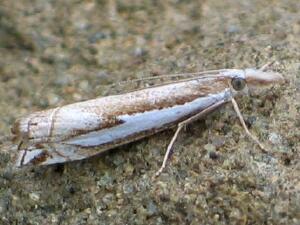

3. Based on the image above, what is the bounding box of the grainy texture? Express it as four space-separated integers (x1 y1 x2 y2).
0 0 299 224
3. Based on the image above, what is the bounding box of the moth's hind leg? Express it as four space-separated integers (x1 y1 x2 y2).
153 122 185 178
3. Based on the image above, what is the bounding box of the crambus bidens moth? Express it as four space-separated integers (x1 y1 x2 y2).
11 64 284 176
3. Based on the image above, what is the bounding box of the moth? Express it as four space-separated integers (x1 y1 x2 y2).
11 64 284 176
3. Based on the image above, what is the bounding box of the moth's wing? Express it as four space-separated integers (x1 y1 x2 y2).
14 143 105 167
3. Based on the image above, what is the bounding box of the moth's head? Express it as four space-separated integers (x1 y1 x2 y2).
244 68 285 87
222 68 284 93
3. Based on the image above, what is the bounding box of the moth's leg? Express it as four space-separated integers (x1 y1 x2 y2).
259 61 275 71
231 98 267 152
154 123 184 178
20 149 28 166
154 99 227 178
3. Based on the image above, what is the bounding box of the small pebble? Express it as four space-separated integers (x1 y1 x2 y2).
133 47 147 57
97 173 114 190
102 193 114 205
204 143 216 152
146 201 157 216
122 183 134 194
227 25 240 33
88 32 109 43
79 80 90 91
209 151 219 160
268 132 282 145
211 136 226 148
47 93 60 106
29 192 40 201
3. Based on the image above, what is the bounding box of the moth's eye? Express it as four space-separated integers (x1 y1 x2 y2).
231 77 246 91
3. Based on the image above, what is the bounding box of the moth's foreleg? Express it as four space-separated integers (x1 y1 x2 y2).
231 98 267 152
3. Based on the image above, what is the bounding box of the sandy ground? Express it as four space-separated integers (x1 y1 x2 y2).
0 0 299 224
